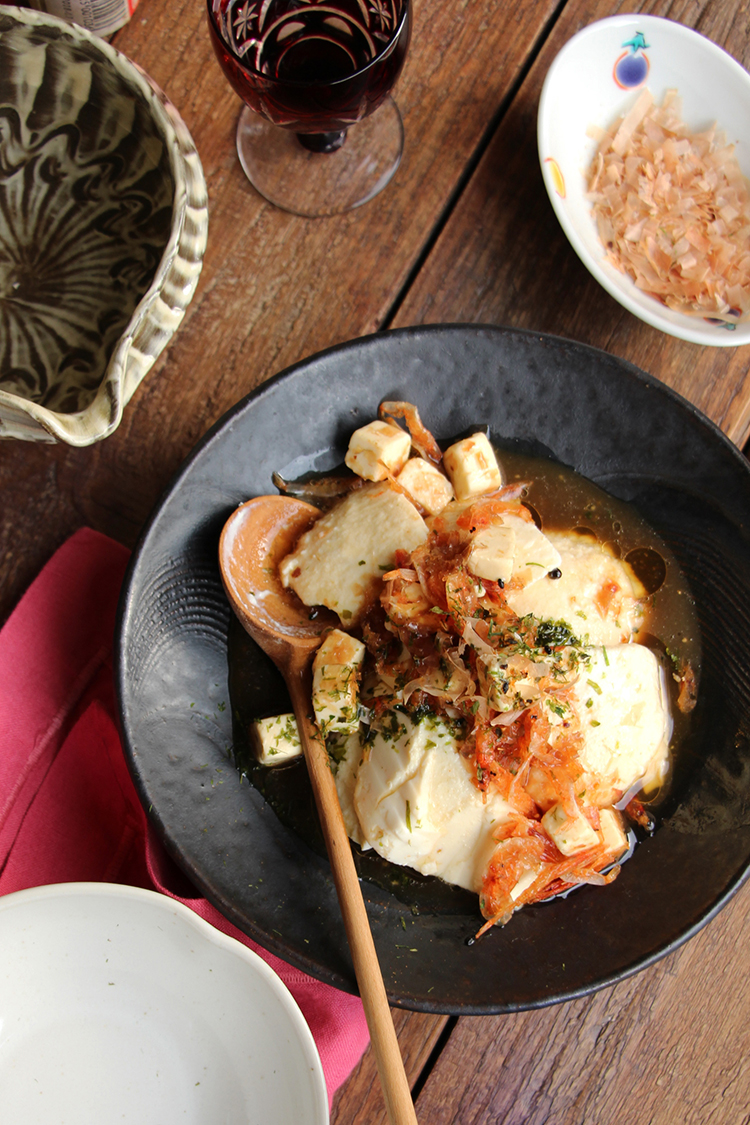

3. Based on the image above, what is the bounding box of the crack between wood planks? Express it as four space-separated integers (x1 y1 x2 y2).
381 0 571 332
409 1015 458 1104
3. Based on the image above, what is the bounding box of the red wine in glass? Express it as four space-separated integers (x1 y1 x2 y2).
207 0 411 212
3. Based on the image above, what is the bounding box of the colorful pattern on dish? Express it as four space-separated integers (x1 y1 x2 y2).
544 157 565 199
613 32 650 90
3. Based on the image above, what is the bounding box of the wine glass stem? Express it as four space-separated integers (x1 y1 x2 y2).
297 129 347 153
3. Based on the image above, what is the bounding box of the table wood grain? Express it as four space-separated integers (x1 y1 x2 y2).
3 0 750 1121
0 0 559 623
394 0 750 448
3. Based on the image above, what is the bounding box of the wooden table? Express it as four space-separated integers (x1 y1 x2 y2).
3 0 750 1120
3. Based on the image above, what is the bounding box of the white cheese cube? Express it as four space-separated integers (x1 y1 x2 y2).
443 433 503 499
315 628 366 668
598 808 629 863
345 420 411 482
509 865 542 902
249 714 302 765
503 514 562 590
523 763 557 811
541 802 599 856
467 523 516 583
279 482 428 624
396 457 454 515
312 629 366 735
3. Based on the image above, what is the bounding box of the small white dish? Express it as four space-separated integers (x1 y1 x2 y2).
0 883 328 1125
538 15 750 346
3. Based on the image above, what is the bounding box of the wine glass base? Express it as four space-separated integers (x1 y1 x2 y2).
235 97 404 218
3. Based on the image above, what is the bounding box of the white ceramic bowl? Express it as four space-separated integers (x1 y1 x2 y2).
0 883 328 1125
0 8 208 445
538 15 750 346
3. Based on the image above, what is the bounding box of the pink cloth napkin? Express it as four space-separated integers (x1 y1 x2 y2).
0 527 369 1106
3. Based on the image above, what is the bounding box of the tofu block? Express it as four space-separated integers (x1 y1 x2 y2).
312 629 366 735
396 457 454 515
345 420 411 482
249 714 302 765
327 731 371 849
506 530 645 644
443 433 503 499
541 802 599 856
354 711 513 892
279 482 428 624
571 644 671 806
467 523 516 583
502 514 562 590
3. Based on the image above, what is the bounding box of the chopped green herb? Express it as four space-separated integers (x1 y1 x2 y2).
536 620 578 648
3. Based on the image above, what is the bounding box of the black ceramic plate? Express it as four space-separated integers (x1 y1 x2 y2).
116 325 750 1014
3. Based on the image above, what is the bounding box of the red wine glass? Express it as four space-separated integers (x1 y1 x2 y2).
207 0 411 217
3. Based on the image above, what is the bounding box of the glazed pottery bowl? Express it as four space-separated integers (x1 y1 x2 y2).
0 7 208 445
538 15 750 346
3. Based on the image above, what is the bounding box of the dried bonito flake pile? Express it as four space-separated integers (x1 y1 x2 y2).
253 403 692 934
587 89 750 323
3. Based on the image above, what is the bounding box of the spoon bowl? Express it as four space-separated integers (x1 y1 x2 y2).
219 496 337 670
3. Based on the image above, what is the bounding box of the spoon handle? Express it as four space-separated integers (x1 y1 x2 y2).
287 670 419 1125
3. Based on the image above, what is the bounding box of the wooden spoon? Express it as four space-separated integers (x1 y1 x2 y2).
219 495 419 1125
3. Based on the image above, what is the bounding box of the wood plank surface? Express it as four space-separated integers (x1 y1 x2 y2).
330 1011 448 1124
414 882 750 1124
0 0 560 626
393 0 750 446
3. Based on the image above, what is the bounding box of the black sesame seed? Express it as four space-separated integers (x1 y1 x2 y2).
548 568 562 580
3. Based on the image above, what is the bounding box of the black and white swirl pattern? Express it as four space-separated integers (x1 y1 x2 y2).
0 10 208 444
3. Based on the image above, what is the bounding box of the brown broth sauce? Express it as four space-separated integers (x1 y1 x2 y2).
228 446 701 911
